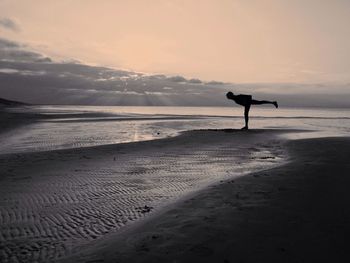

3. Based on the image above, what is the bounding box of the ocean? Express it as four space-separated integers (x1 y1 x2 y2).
1 105 350 154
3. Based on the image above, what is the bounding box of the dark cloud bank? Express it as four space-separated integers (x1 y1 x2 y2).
0 37 349 107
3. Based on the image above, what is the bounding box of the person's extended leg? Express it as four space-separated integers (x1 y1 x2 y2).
242 104 250 130
251 99 278 108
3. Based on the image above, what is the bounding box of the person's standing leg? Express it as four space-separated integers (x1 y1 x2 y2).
242 104 250 130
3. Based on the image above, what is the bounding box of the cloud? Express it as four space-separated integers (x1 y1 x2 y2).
166 75 187 83
0 37 349 108
0 18 20 32
0 68 46 76
0 38 21 48
0 37 52 63
206 80 225 85
188 78 202 84
146 74 226 86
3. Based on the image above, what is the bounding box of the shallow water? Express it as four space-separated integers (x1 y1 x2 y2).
1 106 349 154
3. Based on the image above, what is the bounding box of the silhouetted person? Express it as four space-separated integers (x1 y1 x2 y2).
226 91 278 130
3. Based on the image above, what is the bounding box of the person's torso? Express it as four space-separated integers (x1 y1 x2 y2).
234 94 252 106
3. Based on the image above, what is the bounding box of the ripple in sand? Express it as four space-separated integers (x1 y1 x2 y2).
0 132 285 262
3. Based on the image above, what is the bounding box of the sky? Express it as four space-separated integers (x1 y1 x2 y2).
1 0 350 83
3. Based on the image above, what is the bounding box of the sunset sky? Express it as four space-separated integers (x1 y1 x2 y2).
1 0 350 83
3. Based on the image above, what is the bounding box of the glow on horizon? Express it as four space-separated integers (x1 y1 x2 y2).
1 0 350 83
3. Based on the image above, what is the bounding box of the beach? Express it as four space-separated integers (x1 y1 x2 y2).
0 106 349 262
63 136 350 263
2 2 350 262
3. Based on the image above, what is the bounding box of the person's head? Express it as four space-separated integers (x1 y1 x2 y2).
226 91 234 99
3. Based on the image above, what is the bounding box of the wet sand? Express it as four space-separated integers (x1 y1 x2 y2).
0 107 38 135
63 137 350 263
0 127 286 262
2 107 349 262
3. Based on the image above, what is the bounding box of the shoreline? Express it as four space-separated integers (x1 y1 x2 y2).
62 136 350 263
0 106 38 135
1 105 346 156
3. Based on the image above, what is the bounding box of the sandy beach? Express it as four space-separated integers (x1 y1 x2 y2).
2 2 350 262
62 136 350 263
0 121 286 262
0 107 349 263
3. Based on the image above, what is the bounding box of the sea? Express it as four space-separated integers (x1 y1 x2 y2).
1 105 350 154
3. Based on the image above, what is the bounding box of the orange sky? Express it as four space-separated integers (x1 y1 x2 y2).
1 0 350 83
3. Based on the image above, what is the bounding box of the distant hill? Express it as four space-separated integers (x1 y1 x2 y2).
0 97 28 106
